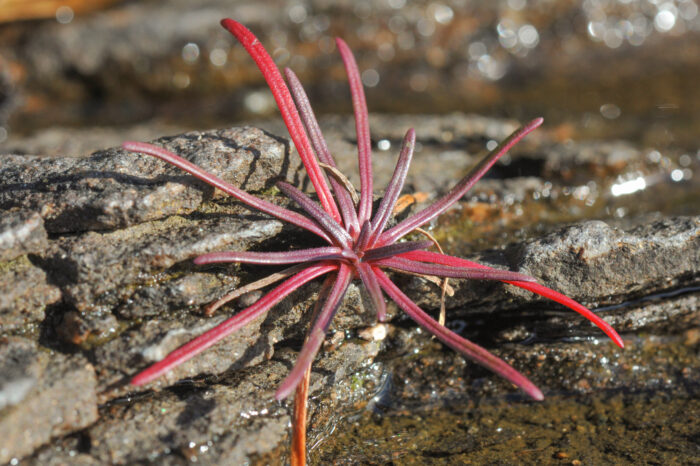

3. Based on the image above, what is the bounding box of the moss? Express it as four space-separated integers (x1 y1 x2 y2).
0 254 32 274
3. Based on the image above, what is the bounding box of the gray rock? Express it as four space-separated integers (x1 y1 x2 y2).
0 126 298 233
0 211 48 262
84 338 380 465
0 338 39 411
514 217 700 301
42 213 283 313
408 216 699 329
0 337 98 465
0 210 59 331
93 282 372 396
0 255 61 331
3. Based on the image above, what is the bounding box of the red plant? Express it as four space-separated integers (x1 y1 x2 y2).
123 19 623 404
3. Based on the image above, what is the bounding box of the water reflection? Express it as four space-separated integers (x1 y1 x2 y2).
611 175 647 196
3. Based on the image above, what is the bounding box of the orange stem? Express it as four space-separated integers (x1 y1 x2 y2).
291 366 311 466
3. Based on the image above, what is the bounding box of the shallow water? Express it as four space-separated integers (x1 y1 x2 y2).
313 388 699 464
311 331 700 464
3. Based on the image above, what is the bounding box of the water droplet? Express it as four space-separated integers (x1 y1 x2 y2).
600 103 621 119
432 4 454 24
417 18 436 37
603 28 623 48
377 42 395 61
172 72 190 89
388 15 407 33
468 41 487 59
518 24 539 48
679 0 699 20
288 4 307 23
361 69 380 87
611 176 646 196
55 6 74 24
397 31 415 50
587 21 606 41
409 73 429 91
182 43 200 64
209 48 227 67
654 9 677 32
244 91 274 114
477 55 506 80
508 0 527 11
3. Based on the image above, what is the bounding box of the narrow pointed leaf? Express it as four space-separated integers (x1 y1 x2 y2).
131 262 338 386
355 220 372 253
122 141 332 244
336 38 373 224
400 250 624 348
277 181 352 246
194 247 347 265
220 19 340 221
275 263 352 400
369 128 416 245
377 256 537 282
363 240 433 262
357 262 387 322
378 118 544 246
374 268 544 400
286 68 360 235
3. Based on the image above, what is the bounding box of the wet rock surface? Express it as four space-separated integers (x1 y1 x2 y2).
0 255 61 332
0 211 61 331
0 116 697 463
313 327 700 464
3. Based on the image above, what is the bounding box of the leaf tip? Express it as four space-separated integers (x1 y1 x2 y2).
530 386 545 401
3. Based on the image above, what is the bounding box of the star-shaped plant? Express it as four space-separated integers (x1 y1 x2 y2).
124 18 623 412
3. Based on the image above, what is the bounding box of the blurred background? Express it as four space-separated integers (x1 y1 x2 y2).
0 0 698 152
